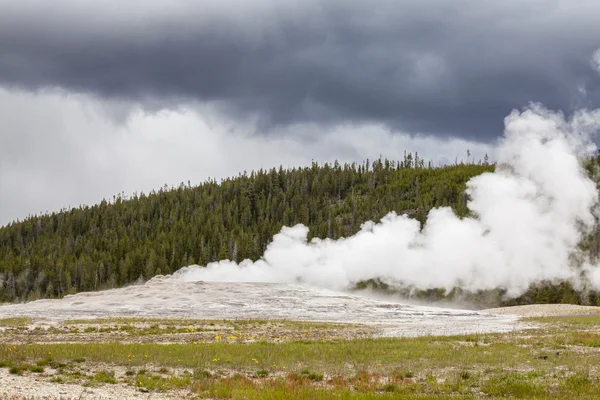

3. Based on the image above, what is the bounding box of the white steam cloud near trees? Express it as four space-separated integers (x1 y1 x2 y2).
175 104 600 297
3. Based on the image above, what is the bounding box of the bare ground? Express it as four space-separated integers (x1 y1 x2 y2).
0 280 522 337
0 367 186 400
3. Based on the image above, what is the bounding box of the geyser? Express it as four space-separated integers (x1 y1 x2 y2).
175 105 600 297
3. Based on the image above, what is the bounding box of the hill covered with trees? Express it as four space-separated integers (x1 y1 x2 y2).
0 154 598 307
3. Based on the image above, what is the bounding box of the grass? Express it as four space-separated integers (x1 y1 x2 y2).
136 374 191 392
7 364 43 375
298 369 324 381
1 316 600 397
4 332 583 374
0 318 32 327
0 317 370 343
254 369 268 378
8 366 24 375
86 370 117 386
526 315 600 326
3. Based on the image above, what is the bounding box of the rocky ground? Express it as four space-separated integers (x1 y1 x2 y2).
0 368 185 400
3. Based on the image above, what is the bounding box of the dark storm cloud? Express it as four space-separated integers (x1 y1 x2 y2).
1 0 600 141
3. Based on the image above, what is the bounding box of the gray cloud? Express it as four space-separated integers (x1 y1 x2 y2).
1 0 600 141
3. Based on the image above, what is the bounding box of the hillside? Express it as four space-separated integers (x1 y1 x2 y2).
0 157 495 302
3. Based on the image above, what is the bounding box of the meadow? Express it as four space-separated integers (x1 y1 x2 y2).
1 315 600 398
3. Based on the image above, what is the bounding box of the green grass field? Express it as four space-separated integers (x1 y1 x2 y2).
1 316 600 398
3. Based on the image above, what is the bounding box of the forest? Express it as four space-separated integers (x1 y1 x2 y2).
0 153 598 307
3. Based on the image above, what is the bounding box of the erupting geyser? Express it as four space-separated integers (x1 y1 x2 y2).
178 105 600 297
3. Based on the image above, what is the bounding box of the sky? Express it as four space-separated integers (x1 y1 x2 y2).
1 0 600 226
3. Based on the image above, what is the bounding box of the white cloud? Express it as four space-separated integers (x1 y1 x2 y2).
0 87 493 226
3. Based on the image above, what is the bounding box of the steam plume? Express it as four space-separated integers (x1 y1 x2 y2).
175 104 600 297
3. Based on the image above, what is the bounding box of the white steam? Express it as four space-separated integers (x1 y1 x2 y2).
175 105 600 296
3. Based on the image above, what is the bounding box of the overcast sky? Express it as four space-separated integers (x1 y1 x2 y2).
1 0 600 226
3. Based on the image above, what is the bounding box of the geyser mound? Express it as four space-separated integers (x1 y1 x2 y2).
0 276 520 337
